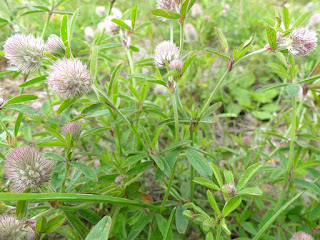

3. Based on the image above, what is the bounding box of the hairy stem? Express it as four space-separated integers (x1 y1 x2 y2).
161 160 177 209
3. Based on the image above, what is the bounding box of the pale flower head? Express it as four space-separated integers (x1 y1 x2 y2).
97 22 106 32
185 23 198 42
156 0 176 21
3 33 45 73
104 16 120 35
308 13 320 29
222 183 237 198
288 27 317 56
61 122 82 141
154 84 167 95
154 41 180 68
5 147 53 192
111 7 122 19
290 232 314 240
0 214 24 240
96 6 107 17
191 3 202 17
47 58 92 99
45 34 65 58
84 26 95 41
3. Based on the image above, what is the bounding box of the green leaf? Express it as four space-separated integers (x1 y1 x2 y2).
85 216 112 240
185 148 212 178
237 163 262 191
182 52 197 74
292 12 311 28
14 113 23 136
3 104 42 117
222 196 242 217
180 0 197 16
111 19 131 30
6 95 38 105
123 153 147 167
81 103 104 115
215 27 229 53
253 192 303 240
286 84 301 97
193 177 220 191
60 15 68 46
282 7 290 30
57 98 77 115
255 83 288 93
152 9 182 20
237 187 262 196
175 204 188 234
209 162 223 187
206 48 230 59
223 170 234 185
36 216 47 233
90 46 99 82
107 63 123 95
149 154 165 171
207 190 221 215
266 28 277 50
131 5 137 29
43 125 65 143
44 215 66 233
19 75 47 87
294 179 320 194
164 208 176 240
69 162 98 182
69 8 79 44
16 189 30 218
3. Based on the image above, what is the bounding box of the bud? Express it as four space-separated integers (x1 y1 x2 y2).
191 3 202 17
222 183 237 199
45 34 65 58
104 16 120 35
241 136 252 146
290 232 314 240
115 175 124 183
4 33 44 73
96 6 107 17
61 122 82 141
84 26 95 41
154 41 180 68
153 84 167 95
308 13 320 29
5 147 53 192
169 59 183 80
0 214 24 239
47 58 92 99
185 23 198 42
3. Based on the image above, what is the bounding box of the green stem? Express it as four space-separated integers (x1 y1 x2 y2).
60 161 70 193
45 84 54 115
170 20 174 42
189 128 195 202
275 96 297 210
179 22 184 55
172 87 179 142
161 161 177 209
0 117 10 137
41 1 54 39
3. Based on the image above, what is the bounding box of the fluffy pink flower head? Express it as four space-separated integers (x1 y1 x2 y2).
156 0 176 21
288 27 318 56
96 6 107 17
45 34 65 58
5 147 52 192
155 41 180 68
47 58 92 99
291 232 314 240
3 33 45 73
61 122 82 141
169 59 184 80
0 214 24 240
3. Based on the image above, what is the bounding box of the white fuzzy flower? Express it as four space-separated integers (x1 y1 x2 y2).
96 6 107 17
154 41 180 68
84 27 95 41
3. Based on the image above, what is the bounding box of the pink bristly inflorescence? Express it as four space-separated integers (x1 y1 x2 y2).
5 146 52 193
61 122 82 141
288 27 318 56
47 58 92 99
0 214 25 240
3 33 45 73
291 231 314 240
154 41 180 68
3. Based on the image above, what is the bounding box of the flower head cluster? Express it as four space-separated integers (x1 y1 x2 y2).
45 34 65 58
0 214 24 240
191 3 202 17
288 27 317 56
104 17 120 35
47 58 92 99
96 6 107 17
291 232 314 240
156 0 176 21
61 122 82 141
85 27 95 41
169 59 184 80
5 147 52 192
308 13 320 29
154 41 180 68
4 33 45 73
